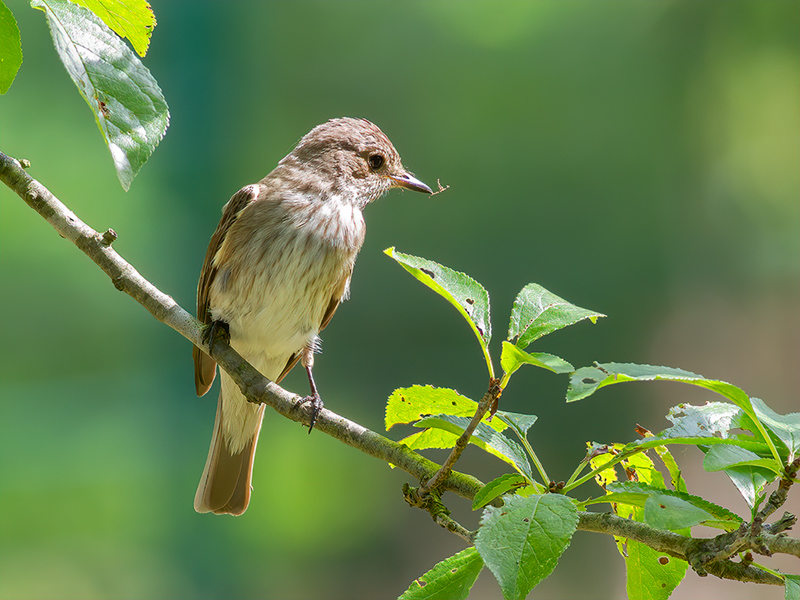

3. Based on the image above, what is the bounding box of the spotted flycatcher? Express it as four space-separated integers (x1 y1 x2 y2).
192 118 432 515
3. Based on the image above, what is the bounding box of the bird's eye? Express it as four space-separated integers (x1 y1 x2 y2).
368 154 385 170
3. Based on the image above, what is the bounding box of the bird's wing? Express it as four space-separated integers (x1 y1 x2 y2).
275 268 352 383
193 185 260 396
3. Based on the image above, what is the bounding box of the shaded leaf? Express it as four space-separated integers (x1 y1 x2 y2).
507 283 604 349
751 397 800 458
475 494 578 600
723 465 775 509
414 415 533 481
71 0 156 56
472 473 528 510
785 574 800 600
587 482 742 531
32 0 169 190
494 410 538 437
398 547 483 600
385 248 491 357
500 341 573 377
0 0 22 93
703 445 783 474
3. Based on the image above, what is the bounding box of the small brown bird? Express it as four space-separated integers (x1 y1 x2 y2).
192 118 432 515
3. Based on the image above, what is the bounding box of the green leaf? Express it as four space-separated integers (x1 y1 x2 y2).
589 482 742 531
500 341 574 377
414 415 533 481
566 363 784 464
472 473 528 510
626 402 771 454
751 397 800 457
611 482 688 598
386 386 480 431
384 248 492 373
0 0 22 94
475 494 578 600
723 465 775 509
494 410 538 437
703 445 783 474
31 0 169 190
70 0 156 57
785 575 800 600
398 547 484 600
507 283 604 349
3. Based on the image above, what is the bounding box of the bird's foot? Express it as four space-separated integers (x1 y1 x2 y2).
201 319 230 355
296 392 324 434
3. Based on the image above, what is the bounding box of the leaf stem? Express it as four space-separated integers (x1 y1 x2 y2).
508 426 550 485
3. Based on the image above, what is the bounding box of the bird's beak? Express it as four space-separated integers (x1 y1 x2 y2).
389 172 433 194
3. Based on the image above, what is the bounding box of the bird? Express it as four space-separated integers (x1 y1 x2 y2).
192 117 432 515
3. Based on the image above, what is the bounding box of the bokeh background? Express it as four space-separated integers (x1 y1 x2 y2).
1 1 798 598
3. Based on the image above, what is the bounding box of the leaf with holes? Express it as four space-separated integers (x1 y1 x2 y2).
71 0 156 56
31 0 169 190
398 547 484 600
507 283 603 350
472 473 528 510
414 415 533 481
500 341 573 377
385 248 492 373
475 494 578 600
0 0 22 94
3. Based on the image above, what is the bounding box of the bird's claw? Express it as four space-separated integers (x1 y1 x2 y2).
202 319 230 355
297 393 324 433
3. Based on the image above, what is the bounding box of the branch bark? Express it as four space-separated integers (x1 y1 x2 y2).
1 150 795 589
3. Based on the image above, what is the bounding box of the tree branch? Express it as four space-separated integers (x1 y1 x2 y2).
1 149 795 589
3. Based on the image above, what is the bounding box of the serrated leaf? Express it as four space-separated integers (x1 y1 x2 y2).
71 0 155 57
500 341 574 377
472 473 528 510
0 0 22 94
589 482 742 531
703 444 783 474
751 397 800 458
507 283 604 349
785 575 800 600
384 248 492 369
386 386 480 431
32 0 169 190
475 494 578 600
414 415 533 481
398 547 483 600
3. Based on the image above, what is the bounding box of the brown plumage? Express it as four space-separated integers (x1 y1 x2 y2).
193 118 431 515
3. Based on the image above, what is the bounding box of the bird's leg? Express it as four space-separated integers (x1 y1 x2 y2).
297 343 324 433
201 319 230 355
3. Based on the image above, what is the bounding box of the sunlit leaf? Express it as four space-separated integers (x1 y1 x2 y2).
398 547 483 600
500 341 573 377
31 0 169 190
475 494 578 600
386 386 480 431
507 283 603 349
71 0 156 57
0 0 22 94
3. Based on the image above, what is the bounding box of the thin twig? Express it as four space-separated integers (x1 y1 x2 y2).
419 379 502 497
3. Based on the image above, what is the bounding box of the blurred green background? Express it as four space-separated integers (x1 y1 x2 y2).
1 1 798 598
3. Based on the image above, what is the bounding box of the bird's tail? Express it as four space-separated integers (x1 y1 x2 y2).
194 375 265 516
